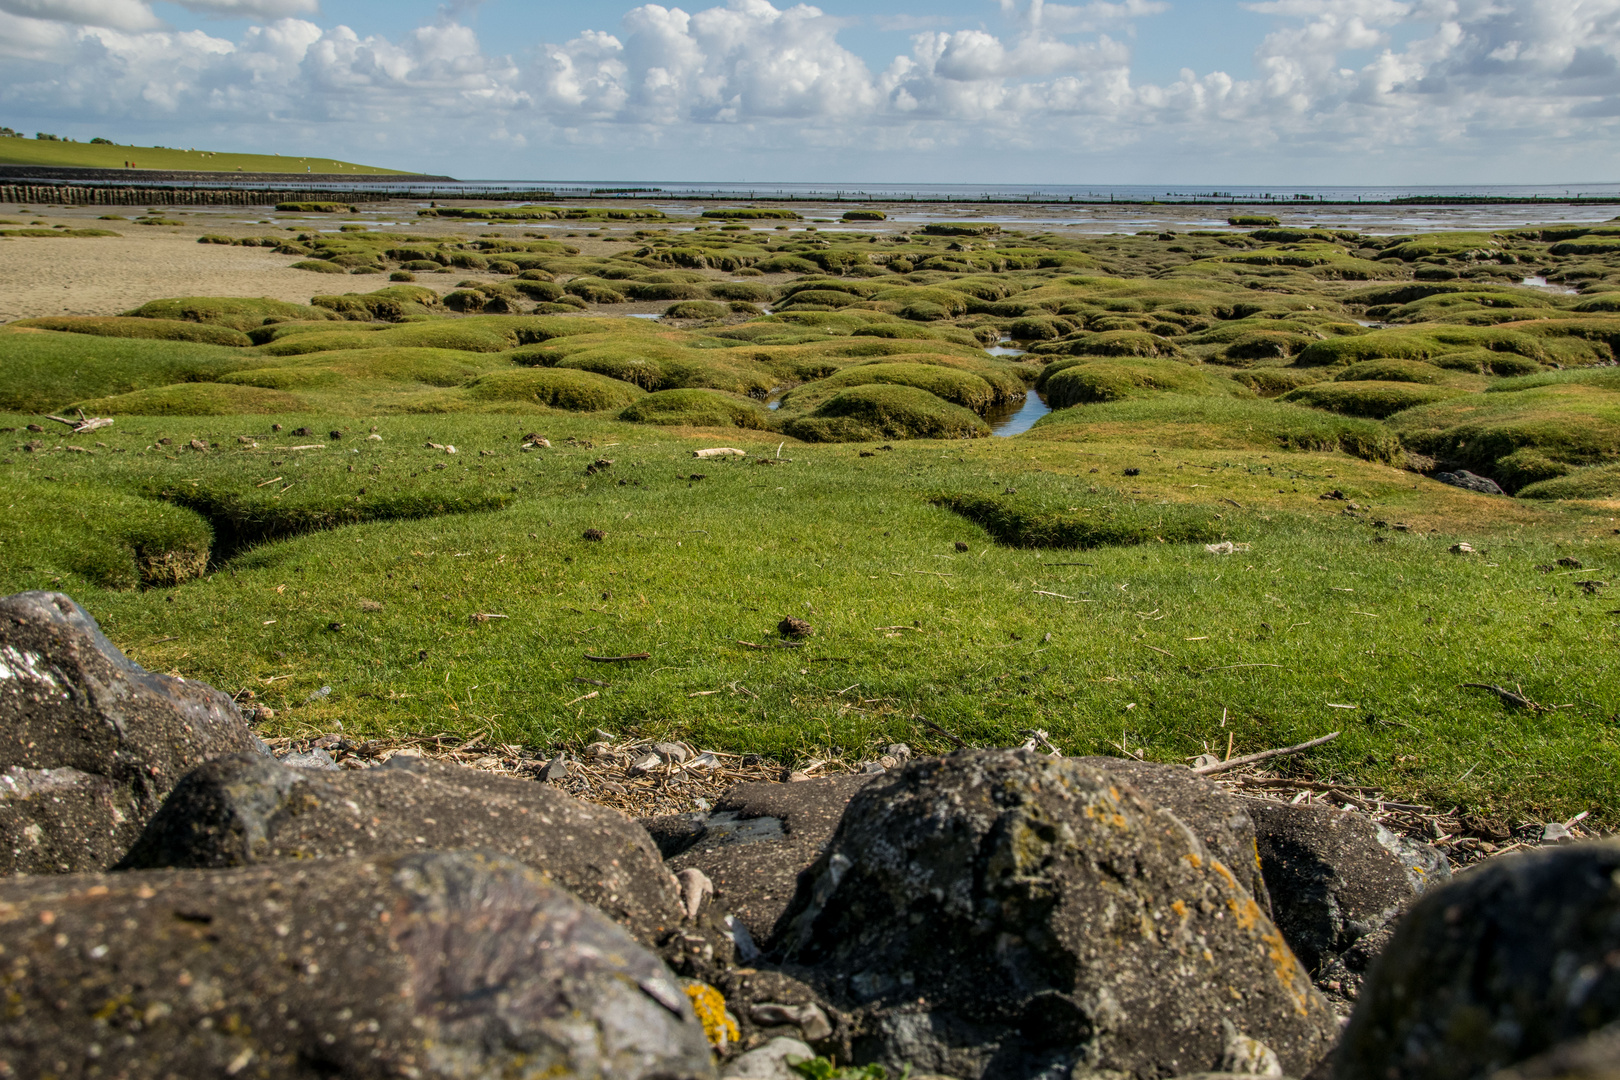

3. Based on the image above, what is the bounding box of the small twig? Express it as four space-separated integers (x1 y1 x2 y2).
1221 498 1244 509
1142 644 1174 656
1034 590 1075 600
584 653 650 662
1043 562 1094 567
914 715 968 749
1200 662 1284 672
1191 731 1341 776
736 640 803 650
470 612 508 623
255 476 283 488
1461 682 1539 710
563 691 599 707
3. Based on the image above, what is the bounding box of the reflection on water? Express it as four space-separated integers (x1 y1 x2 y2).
1522 276 1580 295
627 313 661 319
986 345 1026 357
987 391 1052 437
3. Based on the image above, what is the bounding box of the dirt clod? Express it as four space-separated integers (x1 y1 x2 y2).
778 616 813 637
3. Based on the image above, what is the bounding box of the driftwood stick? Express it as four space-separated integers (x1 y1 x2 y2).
1191 731 1341 776
584 653 650 663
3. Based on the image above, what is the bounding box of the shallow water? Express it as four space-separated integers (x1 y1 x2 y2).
627 313 661 320
1522 276 1581 295
987 391 1052 437
985 345 1026 357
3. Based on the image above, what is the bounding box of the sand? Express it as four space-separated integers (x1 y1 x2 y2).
2 196 1611 324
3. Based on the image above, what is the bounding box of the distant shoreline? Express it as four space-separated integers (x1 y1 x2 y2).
1 166 1618 207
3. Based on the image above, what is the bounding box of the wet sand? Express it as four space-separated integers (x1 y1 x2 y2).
2 197 1611 323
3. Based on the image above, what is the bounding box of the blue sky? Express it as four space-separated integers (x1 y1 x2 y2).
2 0 1617 184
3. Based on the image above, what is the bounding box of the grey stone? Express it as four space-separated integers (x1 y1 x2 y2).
0 851 716 1079
1435 470 1505 495
783 750 1340 1080
278 747 338 770
1077 756 1272 913
0 590 263 874
1335 839 1620 1080
1487 1022 1620 1080
665 774 879 945
1250 803 1449 976
722 1036 816 1079
119 752 685 946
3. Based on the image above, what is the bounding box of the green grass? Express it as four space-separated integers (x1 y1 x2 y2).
1282 381 1470 420
2 410 1613 826
0 138 407 174
6 217 1620 824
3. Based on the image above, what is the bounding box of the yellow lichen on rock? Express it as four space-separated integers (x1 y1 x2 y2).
682 980 738 1051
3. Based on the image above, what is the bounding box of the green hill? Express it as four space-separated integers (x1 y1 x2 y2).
0 135 410 175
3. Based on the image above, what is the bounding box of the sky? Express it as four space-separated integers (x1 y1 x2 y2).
1 0 1617 184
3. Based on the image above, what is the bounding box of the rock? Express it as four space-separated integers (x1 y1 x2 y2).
1335 840 1620 1080
664 774 879 945
119 752 685 946
0 591 263 874
1435 470 1505 495
1250 803 1449 978
0 850 716 1080
1077 756 1271 913
781 750 1339 1080
277 747 339 770
718 969 846 1053
722 1036 816 1079
1486 1023 1620 1080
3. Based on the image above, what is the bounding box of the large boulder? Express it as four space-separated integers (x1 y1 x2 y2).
1250 803 1449 986
0 850 716 1079
0 591 262 874
1335 839 1620 1080
120 752 686 946
1077 756 1272 912
780 750 1340 1080
661 774 879 945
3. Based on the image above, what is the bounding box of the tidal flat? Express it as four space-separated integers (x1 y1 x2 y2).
1 195 1616 828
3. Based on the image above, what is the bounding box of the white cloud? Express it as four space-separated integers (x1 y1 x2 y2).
0 0 160 30
0 0 315 28
0 0 1617 180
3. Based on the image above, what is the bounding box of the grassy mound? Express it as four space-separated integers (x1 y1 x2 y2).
1031 395 1404 462
781 384 990 442
459 369 646 411
1389 384 1620 482
619 389 773 429
1231 369 1330 397
0 477 213 591
1229 215 1280 227
930 491 1221 550
1043 358 1252 408
702 209 800 220
843 211 887 222
124 297 338 331
276 202 355 213
1516 463 1620 500
72 383 311 416
1333 359 1459 385
781 362 1004 415
6 317 251 347
1282 381 1468 419
0 330 262 413
665 301 729 320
